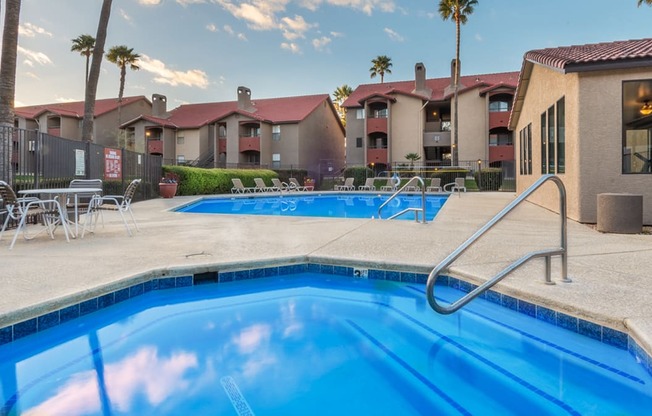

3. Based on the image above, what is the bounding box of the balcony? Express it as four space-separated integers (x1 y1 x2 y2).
47 128 60 137
489 145 514 162
218 138 227 153
423 131 451 147
489 111 510 129
239 136 260 152
367 117 387 134
367 148 388 164
147 140 163 155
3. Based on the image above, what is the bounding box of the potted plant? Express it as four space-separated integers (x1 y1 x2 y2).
304 177 315 188
159 172 179 198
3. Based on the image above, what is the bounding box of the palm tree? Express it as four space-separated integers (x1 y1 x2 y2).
0 0 22 182
71 34 96 88
106 45 141 104
82 0 113 143
369 55 393 83
405 152 422 170
638 0 652 6
333 84 353 126
439 0 478 166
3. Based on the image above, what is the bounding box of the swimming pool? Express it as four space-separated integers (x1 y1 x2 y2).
2 271 650 415
176 193 448 220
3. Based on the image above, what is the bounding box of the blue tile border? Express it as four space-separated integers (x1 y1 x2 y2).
0 263 650 378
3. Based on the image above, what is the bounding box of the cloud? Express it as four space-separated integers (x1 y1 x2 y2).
237 33 248 41
138 54 209 88
120 9 133 23
384 27 404 42
223 25 235 35
281 42 301 54
206 23 218 32
312 36 331 51
475 33 484 42
298 0 322 11
330 31 344 38
280 15 315 40
18 46 52 66
326 0 395 15
19 23 53 38
222 25 247 41
138 0 162 5
214 0 283 31
176 0 206 6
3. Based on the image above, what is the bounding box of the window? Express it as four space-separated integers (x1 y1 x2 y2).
356 109 365 119
373 108 388 118
547 105 555 173
177 136 184 145
519 123 533 175
177 155 185 164
249 126 260 137
527 124 532 175
272 153 281 168
556 97 565 173
218 124 227 138
356 137 362 148
489 130 512 146
272 125 281 141
541 112 547 174
489 101 510 112
622 80 652 174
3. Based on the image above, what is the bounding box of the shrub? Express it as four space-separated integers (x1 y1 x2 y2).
474 168 503 191
430 169 468 187
342 166 373 188
162 166 278 195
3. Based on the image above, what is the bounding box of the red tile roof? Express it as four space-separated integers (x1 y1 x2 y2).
343 72 519 107
524 38 652 72
15 96 149 119
167 94 332 128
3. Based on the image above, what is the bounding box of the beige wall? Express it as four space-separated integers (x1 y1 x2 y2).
345 107 365 165
514 64 652 224
389 95 422 164
271 123 300 166
298 100 345 176
175 128 201 163
95 100 152 147
456 91 488 162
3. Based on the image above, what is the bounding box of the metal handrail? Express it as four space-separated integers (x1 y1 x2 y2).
426 174 570 314
377 176 427 223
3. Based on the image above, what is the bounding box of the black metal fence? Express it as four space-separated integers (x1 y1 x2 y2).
0 126 162 200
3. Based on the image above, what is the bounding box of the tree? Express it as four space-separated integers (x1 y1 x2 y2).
332 84 353 126
638 0 652 6
82 0 113 143
405 152 422 170
369 55 393 83
0 0 22 183
71 34 96 89
439 0 478 166
106 45 141 104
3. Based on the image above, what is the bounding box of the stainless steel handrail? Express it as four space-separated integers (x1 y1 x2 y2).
377 176 427 223
426 174 570 314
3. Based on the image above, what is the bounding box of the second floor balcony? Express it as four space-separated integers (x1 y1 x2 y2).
147 139 163 155
218 138 227 153
367 147 388 164
489 111 510 129
489 144 514 162
239 136 260 152
367 117 387 134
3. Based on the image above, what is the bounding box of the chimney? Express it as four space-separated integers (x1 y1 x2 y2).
237 86 255 112
413 62 432 97
445 58 464 96
151 94 167 117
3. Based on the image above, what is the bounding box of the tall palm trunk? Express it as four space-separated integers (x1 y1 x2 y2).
82 0 113 143
453 13 461 167
0 0 22 183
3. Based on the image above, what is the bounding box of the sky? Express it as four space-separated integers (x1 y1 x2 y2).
4 0 652 108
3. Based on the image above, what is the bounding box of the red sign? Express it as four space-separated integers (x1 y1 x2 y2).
104 148 122 180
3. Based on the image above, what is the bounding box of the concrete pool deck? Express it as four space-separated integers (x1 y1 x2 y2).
1 190 651 357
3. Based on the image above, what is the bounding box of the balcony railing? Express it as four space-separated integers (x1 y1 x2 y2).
239 136 260 152
367 148 388 164
367 117 387 134
147 139 163 155
489 144 514 162
218 138 227 153
489 111 510 129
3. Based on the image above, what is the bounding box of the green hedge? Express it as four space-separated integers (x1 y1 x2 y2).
430 169 469 187
162 166 278 195
474 168 503 191
342 166 373 188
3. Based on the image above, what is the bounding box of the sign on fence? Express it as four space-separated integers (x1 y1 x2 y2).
75 149 85 176
104 148 122 180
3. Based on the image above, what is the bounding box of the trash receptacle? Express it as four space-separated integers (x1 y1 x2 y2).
597 193 642 234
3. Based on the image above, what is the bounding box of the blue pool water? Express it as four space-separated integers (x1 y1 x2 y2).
2 273 651 415
176 193 448 220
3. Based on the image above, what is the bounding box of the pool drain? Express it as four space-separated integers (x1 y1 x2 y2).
220 376 255 416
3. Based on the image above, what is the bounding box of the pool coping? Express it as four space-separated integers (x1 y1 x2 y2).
1 257 651 378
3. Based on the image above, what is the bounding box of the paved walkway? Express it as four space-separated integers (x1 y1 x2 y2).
1 191 651 355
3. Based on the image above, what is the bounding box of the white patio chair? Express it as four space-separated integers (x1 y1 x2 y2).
335 177 355 191
254 178 274 192
0 181 70 249
231 178 256 193
289 178 313 191
426 178 443 192
83 179 141 237
271 178 289 192
358 178 376 191
443 177 467 194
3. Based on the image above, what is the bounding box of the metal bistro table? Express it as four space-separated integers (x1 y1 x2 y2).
18 187 102 238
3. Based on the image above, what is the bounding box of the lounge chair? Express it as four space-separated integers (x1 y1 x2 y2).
289 177 313 191
271 178 290 192
83 179 141 237
443 177 467 193
0 181 70 249
426 178 442 192
358 178 376 191
380 176 400 192
254 178 275 192
335 177 355 191
231 178 255 193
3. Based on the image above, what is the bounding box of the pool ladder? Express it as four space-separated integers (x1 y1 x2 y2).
377 176 427 223
426 174 571 315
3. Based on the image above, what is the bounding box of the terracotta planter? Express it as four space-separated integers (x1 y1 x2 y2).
304 179 315 188
159 182 178 198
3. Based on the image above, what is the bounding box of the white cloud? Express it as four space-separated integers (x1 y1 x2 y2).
19 23 53 38
326 0 395 15
24 72 40 80
312 36 331 51
23 60 34 67
298 0 322 11
138 54 209 88
120 9 133 23
176 0 206 6
384 27 404 42
138 0 162 5
280 15 315 40
18 46 52 66
280 42 301 54
237 33 248 41
330 31 344 38
214 0 283 31
475 33 484 42
206 23 218 32
223 25 235 35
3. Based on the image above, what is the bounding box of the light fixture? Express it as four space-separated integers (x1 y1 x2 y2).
641 100 652 116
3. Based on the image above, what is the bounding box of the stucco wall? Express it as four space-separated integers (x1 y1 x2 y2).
514 63 652 224
175 128 201 162
271 123 299 166
345 107 365 165
389 95 422 165
298 100 345 176
456 89 489 163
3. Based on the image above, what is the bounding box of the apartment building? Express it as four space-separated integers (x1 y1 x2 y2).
121 88 345 177
342 63 519 172
510 38 652 224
